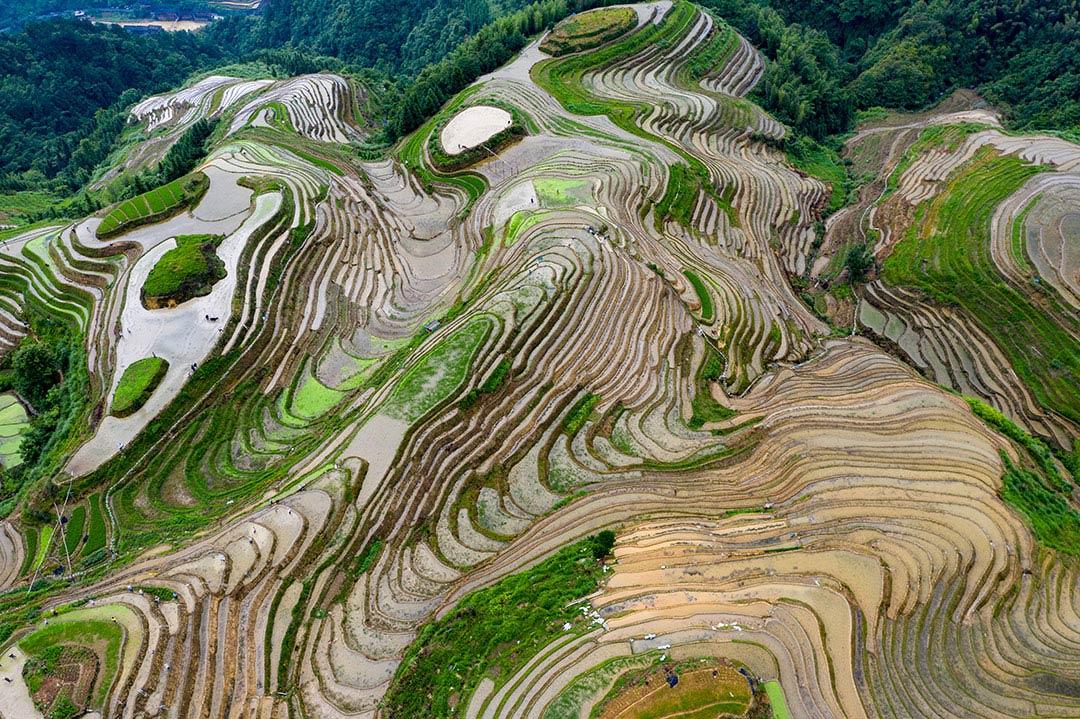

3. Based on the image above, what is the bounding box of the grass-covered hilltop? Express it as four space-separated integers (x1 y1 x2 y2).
0 1 1078 718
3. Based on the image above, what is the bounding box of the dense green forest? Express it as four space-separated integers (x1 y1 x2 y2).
0 21 229 192
701 0 1080 138
0 1 226 31
258 0 534 74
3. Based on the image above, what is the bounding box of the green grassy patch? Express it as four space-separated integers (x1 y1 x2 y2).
429 101 528 173
110 357 168 418
540 6 637 56
689 343 735 429
882 149 1080 427
765 680 791 719
785 135 849 214
397 86 489 215
967 397 1079 554
655 163 737 232
20 526 38 576
141 234 226 308
681 15 737 81
1000 455 1080 555
96 172 209 238
0 189 60 227
563 392 600 436
885 123 986 196
19 617 124 708
383 531 616 718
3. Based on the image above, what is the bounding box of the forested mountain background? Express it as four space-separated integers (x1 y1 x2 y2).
0 0 1077 214
0 22 228 188
705 0 1080 137
0 0 223 31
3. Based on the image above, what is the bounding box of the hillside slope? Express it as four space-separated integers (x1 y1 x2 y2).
0 3 1077 719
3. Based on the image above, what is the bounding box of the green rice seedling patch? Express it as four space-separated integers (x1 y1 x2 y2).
135 585 177 602
384 317 493 423
505 210 544 246
0 393 29 469
82 495 106 556
336 356 379 391
111 357 168 417
0 221 65 244
63 506 86 556
19 526 38 575
30 524 53 571
1010 195 1039 274
593 660 752 718
683 269 714 323
290 370 344 420
542 654 657 719
533 2 707 179
883 149 1080 426
563 392 600 436
534 177 590 207
23 233 60 271
263 101 294 132
655 163 737 232
540 6 637 56
383 532 616 719
459 357 512 411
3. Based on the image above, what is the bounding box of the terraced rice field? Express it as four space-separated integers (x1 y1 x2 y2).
840 104 1080 452
96 173 210 238
0 3 1077 719
0 393 29 468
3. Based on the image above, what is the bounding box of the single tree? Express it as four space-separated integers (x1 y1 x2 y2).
845 242 874 284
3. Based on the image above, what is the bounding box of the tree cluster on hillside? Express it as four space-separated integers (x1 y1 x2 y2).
0 21 229 190
257 0 523 75
0 313 86 518
702 0 1080 137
